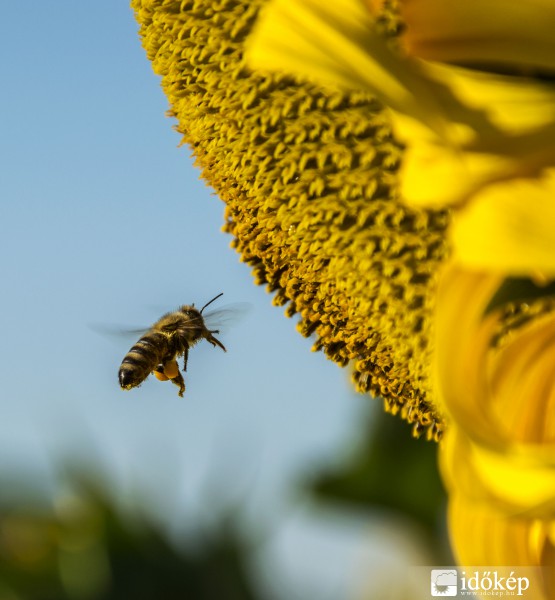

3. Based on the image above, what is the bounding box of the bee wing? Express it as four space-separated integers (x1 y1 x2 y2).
90 302 251 338
203 303 252 332
89 323 151 340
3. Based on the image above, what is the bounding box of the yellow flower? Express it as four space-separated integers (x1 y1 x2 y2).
246 0 555 276
133 3 555 579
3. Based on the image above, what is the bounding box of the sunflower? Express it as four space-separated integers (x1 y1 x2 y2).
133 0 555 582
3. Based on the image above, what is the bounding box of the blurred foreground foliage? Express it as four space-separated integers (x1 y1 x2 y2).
0 409 450 599
310 408 450 560
0 471 261 600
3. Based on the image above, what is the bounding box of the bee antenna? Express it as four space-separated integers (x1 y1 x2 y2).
200 292 224 314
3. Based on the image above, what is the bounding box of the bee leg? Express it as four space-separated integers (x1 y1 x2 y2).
169 370 185 397
162 359 179 379
206 331 227 352
182 346 189 372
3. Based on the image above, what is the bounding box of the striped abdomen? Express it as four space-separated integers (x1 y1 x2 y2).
119 331 171 390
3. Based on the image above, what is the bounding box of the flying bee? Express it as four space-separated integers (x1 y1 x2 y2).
118 293 227 397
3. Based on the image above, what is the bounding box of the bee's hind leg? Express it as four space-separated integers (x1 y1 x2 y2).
153 365 169 381
169 370 186 397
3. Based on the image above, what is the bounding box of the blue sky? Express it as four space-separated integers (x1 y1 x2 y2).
0 3 424 598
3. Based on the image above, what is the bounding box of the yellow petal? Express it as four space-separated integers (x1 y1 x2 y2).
423 63 555 134
448 495 551 584
433 265 502 444
400 0 555 74
490 305 555 443
435 264 555 515
398 63 555 207
452 172 555 275
441 427 555 517
246 0 488 139
434 265 555 445
395 115 510 208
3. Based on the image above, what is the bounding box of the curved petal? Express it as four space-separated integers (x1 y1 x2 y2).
435 264 555 514
441 428 555 517
433 266 503 444
422 63 555 134
490 302 555 442
447 495 552 596
434 264 555 443
450 173 555 276
399 0 555 74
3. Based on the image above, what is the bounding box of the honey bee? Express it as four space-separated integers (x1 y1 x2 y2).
118 293 227 397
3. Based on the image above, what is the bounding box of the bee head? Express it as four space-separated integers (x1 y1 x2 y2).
179 305 202 320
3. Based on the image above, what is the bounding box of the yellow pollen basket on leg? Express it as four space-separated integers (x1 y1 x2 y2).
153 368 169 382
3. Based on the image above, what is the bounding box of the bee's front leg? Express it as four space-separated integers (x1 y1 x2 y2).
205 331 227 352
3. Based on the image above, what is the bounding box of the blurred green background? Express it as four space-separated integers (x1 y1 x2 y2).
0 408 449 599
